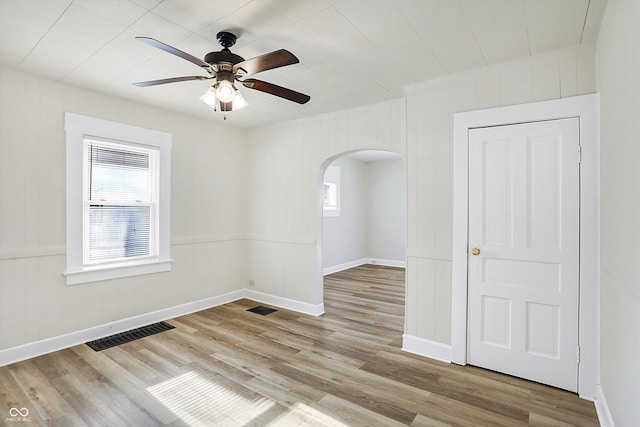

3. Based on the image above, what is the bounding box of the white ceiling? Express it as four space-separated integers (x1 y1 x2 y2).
0 0 607 129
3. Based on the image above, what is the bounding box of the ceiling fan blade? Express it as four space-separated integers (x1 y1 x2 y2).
136 37 211 70
233 49 299 77
241 79 310 104
133 76 213 87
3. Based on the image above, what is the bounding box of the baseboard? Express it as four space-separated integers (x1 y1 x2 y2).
595 384 615 427
243 289 325 316
0 290 244 367
402 334 452 363
370 258 406 268
0 288 326 367
323 258 368 276
323 258 406 276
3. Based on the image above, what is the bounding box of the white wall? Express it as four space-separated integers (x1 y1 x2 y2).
322 156 406 273
596 1 640 424
246 45 596 349
366 158 406 263
246 100 406 307
0 66 247 353
322 157 367 270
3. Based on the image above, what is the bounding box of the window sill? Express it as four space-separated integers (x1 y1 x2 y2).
323 209 341 217
64 258 173 285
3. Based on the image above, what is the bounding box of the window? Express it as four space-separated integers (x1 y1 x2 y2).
323 182 338 209
65 113 172 285
323 166 340 217
84 140 155 265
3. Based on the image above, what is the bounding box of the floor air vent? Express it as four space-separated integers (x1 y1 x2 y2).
86 321 175 352
247 305 278 315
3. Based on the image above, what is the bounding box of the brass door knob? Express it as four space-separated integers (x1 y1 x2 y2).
471 247 480 256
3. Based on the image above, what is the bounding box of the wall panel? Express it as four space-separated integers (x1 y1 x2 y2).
322 157 367 269
246 100 406 306
0 66 247 352
245 45 596 349
404 45 596 346
596 1 640 423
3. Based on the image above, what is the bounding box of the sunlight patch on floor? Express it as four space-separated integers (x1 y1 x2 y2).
266 402 350 426
147 371 274 426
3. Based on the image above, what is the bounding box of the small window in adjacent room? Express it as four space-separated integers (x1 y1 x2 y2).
64 113 172 285
323 182 338 209
323 165 340 217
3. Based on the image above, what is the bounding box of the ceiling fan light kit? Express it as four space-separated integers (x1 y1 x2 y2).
199 83 248 113
133 31 310 119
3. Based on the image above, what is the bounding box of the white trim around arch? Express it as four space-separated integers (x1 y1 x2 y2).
451 94 600 400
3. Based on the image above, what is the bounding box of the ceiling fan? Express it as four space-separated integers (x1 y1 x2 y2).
133 31 310 114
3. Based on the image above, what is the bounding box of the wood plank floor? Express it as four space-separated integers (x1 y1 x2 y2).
1 265 599 426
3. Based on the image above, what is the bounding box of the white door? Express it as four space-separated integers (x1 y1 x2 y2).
467 118 580 392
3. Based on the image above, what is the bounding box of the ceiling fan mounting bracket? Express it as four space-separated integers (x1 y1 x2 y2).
216 31 237 49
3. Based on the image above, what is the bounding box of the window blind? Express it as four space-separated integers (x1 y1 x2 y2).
88 145 151 202
84 140 154 265
87 205 151 262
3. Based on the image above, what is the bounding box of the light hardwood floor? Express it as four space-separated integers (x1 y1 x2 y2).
0 265 599 426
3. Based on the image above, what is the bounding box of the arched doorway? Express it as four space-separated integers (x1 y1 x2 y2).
316 149 407 311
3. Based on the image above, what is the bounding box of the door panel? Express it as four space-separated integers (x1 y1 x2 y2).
480 296 511 347
467 118 580 392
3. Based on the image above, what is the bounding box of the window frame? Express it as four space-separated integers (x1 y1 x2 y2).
64 113 172 285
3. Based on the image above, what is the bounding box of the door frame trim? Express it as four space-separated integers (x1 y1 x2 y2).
451 94 599 399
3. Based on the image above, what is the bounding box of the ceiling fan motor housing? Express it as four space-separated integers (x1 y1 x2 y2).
204 50 244 71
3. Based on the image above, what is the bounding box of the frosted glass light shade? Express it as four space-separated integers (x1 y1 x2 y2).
216 80 235 102
199 82 248 111
199 87 217 108
232 90 248 109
